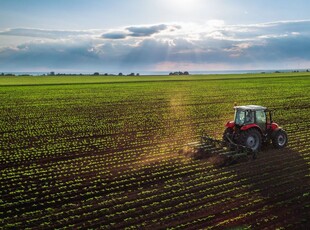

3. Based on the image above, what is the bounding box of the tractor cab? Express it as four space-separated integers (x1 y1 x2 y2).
234 105 268 131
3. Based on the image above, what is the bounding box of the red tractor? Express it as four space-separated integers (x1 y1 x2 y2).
181 105 288 165
223 105 288 152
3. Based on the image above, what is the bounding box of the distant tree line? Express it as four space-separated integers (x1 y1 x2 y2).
0 72 142 76
0 73 16 76
169 71 189 75
117 73 140 76
2 69 310 77
93 72 140 76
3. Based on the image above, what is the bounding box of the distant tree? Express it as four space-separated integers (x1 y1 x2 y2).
169 72 190 75
104 73 108 76
136 73 140 76
118 73 123 76
50 71 55 76
307 69 309 72
93 72 100 76
1 73 4 76
128 73 135 76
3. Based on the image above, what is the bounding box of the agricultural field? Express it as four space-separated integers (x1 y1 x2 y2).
0 73 309 229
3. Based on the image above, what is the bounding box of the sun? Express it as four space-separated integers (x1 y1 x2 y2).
163 0 203 12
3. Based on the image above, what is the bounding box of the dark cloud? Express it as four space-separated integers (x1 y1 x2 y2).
101 24 178 40
126 24 167 37
101 32 127 39
122 39 170 65
244 34 310 61
0 41 100 70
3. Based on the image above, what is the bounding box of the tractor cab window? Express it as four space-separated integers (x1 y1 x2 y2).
235 110 254 125
244 110 254 124
256 110 267 131
256 110 266 123
235 110 244 125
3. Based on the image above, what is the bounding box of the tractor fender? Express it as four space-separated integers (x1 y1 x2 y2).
240 124 263 136
241 124 261 131
225 121 235 128
271 127 284 137
268 122 280 131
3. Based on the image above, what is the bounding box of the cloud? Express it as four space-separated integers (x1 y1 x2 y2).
212 20 310 41
0 28 96 39
102 31 127 39
101 24 180 40
0 40 100 70
126 24 167 37
1 20 310 72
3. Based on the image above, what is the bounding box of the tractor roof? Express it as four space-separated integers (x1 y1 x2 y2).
234 105 267 111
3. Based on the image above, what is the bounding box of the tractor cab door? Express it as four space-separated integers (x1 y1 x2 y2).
255 110 267 132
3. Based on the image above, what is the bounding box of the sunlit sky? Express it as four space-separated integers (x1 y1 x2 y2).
1 0 310 73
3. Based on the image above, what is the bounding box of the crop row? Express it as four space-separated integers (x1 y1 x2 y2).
2 148 308 228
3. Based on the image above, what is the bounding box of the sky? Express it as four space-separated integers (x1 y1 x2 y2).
1 0 310 73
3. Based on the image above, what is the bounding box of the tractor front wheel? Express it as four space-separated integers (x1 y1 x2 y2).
240 128 262 152
272 129 288 149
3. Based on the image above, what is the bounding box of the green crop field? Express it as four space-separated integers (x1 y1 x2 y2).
1 73 309 229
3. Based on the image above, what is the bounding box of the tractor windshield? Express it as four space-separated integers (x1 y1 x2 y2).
235 109 254 125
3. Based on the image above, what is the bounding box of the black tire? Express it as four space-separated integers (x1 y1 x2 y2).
272 129 288 149
240 128 262 152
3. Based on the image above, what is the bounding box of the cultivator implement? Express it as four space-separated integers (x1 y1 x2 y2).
180 133 255 167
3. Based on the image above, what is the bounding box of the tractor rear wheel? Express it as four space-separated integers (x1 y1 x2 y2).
240 128 262 152
272 129 288 149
